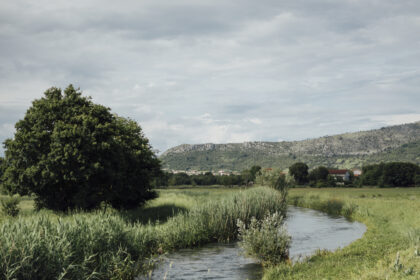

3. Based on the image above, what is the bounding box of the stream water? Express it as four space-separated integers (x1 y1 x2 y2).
143 206 366 279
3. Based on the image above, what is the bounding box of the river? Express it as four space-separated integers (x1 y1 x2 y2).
143 206 366 279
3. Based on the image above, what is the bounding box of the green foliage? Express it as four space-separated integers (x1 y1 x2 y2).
2 85 160 211
1 195 20 217
308 166 329 182
272 175 287 191
289 162 309 185
238 172 289 265
168 172 191 186
238 212 291 265
255 168 284 187
241 165 262 185
0 187 284 279
361 162 419 187
381 162 419 187
327 174 337 187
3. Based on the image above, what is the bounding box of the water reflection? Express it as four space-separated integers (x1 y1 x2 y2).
143 206 366 279
287 206 366 258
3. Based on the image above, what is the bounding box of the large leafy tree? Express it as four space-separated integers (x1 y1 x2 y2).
289 162 309 185
2 85 161 210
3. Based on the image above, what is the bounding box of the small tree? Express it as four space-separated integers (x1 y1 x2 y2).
289 162 309 185
255 168 283 187
2 85 161 211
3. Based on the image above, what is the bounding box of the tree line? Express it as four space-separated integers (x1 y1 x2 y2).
359 162 420 187
288 161 420 188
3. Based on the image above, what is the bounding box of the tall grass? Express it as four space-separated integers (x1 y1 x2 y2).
0 186 283 279
289 194 357 218
264 187 420 280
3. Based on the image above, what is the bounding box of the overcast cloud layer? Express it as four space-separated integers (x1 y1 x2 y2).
1 0 420 154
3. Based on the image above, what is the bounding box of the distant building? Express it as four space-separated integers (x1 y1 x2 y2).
328 169 351 181
352 168 362 177
218 170 230 176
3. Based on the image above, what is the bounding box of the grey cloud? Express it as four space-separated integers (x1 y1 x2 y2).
0 0 420 155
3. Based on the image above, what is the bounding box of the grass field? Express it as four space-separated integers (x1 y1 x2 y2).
1 187 420 279
264 187 420 280
0 186 285 280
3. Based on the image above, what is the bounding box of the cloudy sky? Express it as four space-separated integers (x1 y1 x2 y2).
1 0 420 154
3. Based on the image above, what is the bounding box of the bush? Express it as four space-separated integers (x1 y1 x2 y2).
255 168 284 187
324 199 344 215
1 195 20 217
237 211 290 265
315 180 328 188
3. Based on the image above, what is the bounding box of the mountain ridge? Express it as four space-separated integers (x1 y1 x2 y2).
160 121 420 171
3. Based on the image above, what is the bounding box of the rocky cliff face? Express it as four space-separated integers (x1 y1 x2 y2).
160 121 420 171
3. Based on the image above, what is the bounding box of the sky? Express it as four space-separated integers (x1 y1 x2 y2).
1 0 420 155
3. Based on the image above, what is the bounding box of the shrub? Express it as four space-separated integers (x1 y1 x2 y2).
291 195 304 206
324 199 344 215
237 211 290 265
315 180 328 188
1 195 20 217
342 203 358 218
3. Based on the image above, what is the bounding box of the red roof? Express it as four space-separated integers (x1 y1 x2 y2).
328 169 348 175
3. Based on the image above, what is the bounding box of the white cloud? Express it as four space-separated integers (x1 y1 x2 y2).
371 114 420 126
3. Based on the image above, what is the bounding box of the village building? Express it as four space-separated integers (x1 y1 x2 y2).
328 169 351 181
352 168 362 177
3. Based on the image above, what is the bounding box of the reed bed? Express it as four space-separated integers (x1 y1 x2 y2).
0 186 284 280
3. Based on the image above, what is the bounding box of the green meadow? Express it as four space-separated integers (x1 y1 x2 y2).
1 187 420 279
265 187 420 280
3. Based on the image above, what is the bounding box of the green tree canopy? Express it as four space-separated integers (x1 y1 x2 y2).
360 162 419 187
308 166 329 182
289 162 309 185
2 85 161 210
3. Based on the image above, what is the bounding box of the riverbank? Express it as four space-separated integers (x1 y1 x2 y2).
0 186 285 279
264 187 420 280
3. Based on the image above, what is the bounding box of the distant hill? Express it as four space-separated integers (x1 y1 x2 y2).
160 121 420 171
